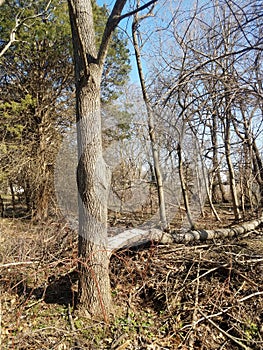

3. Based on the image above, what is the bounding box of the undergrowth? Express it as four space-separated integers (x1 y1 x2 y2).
0 217 262 349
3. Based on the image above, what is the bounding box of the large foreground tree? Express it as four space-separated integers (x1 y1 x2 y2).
67 0 156 318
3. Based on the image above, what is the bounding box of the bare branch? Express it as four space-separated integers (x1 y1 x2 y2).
198 309 253 350
0 0 52 58
0 261 37 268
238 291 263 302
119 0 157 21
159 46 263 106
97 0 158 67
97 0 128 67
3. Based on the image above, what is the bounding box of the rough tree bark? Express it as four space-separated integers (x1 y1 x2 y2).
67 0 158 319
68 0 126 319
177 142 195 229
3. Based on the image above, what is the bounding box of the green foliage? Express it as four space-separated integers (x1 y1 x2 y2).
0 94 36 189
102 31 131 101
244 321 259 340
112 310 155 337
0 0 131 102
103 104 133 143
0 94 35 140
0 1 74 121
0 0 131 213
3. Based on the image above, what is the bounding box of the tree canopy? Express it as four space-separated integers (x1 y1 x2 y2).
0 0 131 217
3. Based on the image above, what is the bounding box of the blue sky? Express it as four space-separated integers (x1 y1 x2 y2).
96 0 204 83
97 0 143 83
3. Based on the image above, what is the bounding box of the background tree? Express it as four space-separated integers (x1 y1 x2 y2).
0 0 51 57
145 0 263 220
132 5 168 229
0 0 131 219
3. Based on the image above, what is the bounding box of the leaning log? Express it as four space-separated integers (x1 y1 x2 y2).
108 215 263 253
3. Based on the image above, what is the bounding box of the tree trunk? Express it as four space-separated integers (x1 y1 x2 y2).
76 96 112 317
68 0 156 318
177 143 195 229
108 214 263 251
232 104 263 211
251 139 263 208
68 0 112 318
211 111 228 203
132 14 167 229
30 109 54 221
223 90 241 220
9 181 15 217
224 122 241 220
198 142 221 221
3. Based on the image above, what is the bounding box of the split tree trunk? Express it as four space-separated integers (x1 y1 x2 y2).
68 0 157 319
68 0 114 318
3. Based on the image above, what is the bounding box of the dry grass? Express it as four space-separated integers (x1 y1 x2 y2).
0 215 262 349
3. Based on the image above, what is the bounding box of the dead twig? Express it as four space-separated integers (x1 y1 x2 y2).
188 252 201 349
198 309 253 350
0 261 37 268
238 291 263 302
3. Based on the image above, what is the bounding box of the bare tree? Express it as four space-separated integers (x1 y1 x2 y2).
67 0 157 319
132 5 167 229
147 0 262 221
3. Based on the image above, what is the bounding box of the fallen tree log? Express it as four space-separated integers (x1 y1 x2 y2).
172 215 263 243
108 215 263 253
108 228 173 252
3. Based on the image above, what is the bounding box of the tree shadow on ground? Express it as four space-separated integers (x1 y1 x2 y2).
36 271 78 306
12 271 79 307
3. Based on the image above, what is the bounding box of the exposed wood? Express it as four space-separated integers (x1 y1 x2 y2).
108 215 263 253
108 228 173 252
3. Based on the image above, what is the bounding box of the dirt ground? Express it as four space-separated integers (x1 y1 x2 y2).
0 209 262 349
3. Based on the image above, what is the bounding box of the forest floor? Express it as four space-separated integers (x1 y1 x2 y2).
0 206 263 349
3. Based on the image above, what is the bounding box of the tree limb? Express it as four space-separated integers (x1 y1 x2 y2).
119 0 157 21
97 0 128 67
0 0 52 58
198 309 253 350
97 0 158 67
